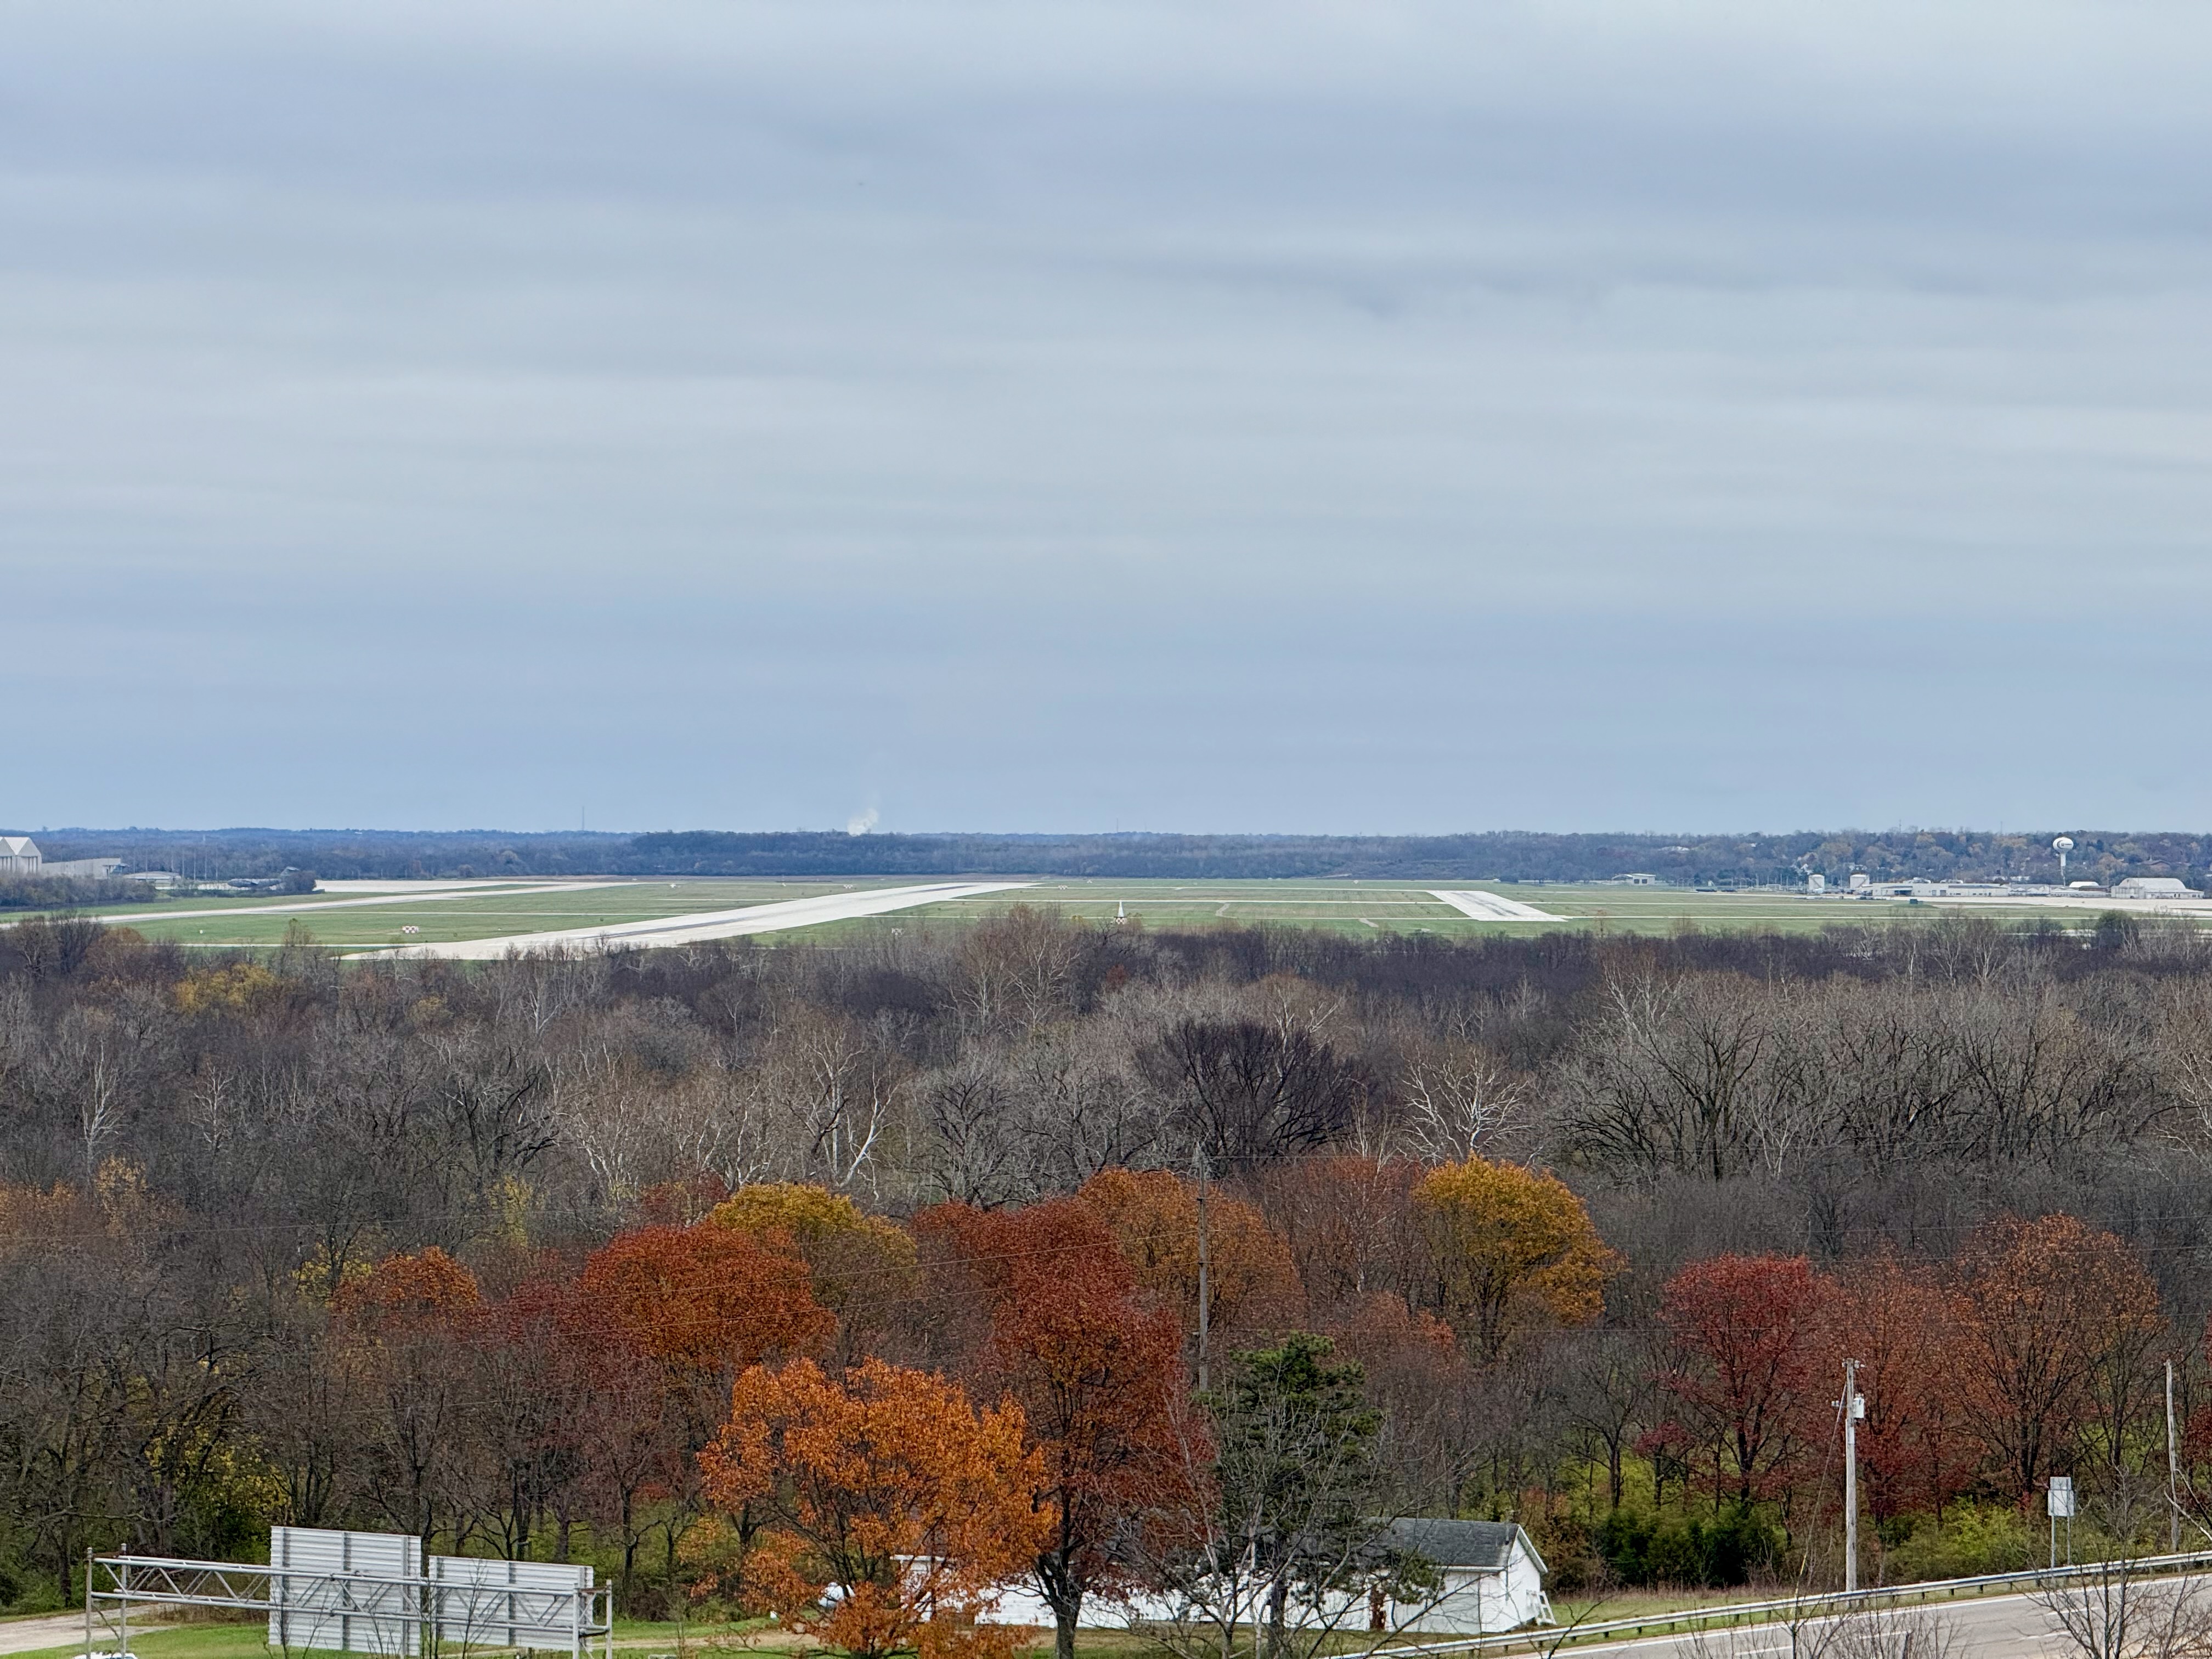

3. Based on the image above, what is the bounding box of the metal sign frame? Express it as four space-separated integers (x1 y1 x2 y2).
86 1551 613 1659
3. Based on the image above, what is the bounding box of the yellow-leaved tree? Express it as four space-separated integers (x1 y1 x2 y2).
1412 1157 1616 1362
708 1183 918 1355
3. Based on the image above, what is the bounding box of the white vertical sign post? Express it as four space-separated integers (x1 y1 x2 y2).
2049 1476 2076 1570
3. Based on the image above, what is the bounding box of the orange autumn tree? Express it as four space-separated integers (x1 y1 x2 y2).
1412 1156 1616 1362
337 1245 483 1330
1076 1167 1304 1342
700 1357 1048 1659
921 1199 1197 1659
1951 1212 2164 1505
580 1222 832 1383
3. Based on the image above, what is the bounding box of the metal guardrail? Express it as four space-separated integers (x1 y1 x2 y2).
1392 1548 2212 1655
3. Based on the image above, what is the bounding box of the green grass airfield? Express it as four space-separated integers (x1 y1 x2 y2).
12 877 2139 953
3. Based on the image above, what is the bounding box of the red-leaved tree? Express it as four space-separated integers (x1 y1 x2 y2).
1658 1252 1827 1506
1805 1253 1977 1525
922 1198 1197 1659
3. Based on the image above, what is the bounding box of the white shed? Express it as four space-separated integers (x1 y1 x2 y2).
0 837 41 877
1385 1518 1553 1634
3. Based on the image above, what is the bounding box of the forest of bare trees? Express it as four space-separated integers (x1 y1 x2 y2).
5 907 2212 1620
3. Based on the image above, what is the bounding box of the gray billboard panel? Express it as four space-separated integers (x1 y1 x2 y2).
268 1527 424 1656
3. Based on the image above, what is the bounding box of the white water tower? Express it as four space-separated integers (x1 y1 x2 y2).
2054 835 2075 882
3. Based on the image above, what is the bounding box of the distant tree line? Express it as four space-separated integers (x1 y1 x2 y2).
0 876 155 912
23 825 2212 886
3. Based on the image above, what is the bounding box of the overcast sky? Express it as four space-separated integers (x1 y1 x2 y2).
6 1 2211 836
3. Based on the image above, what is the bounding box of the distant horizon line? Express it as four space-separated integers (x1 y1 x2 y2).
0 823 2148 841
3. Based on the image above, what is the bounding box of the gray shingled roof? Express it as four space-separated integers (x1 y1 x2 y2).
1381 1519 1544 1575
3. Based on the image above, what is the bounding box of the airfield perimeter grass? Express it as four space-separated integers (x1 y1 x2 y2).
805 881 2106 943
11 877 2129 951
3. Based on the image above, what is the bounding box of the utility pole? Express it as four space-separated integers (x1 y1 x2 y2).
1839 1360 1863 1593
2170 1358 2184 1554
1194 1142 1211 1395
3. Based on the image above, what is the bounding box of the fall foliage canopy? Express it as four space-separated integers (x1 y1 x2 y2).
921 1198 1196 1658
1412 1156 1614 1361
700 1357 1048 1659
1658 1253 1827 1505
579 1222 832 1376
710 1181 921 1350
1950 1211 2163 1503
1076 1167 1304 1341
334 1246 482 1335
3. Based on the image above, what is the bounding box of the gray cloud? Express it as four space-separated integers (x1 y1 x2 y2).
4 0 2210 832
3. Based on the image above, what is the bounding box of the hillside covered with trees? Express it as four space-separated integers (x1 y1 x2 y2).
4 910 2212 1635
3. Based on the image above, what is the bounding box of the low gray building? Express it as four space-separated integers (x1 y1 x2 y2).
41 857 125 879
2114 877 2194 899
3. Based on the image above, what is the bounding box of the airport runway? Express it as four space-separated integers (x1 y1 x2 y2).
1430 889 1568 923
357 880 1035 959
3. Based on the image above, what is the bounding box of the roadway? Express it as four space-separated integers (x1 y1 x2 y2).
1505 1582 2134 1659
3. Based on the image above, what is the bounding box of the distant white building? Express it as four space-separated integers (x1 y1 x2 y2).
1807 873 1826 894
2114 877 2194 899
1619 873 1658 886
0 839 122 880
989 1519 1552 1638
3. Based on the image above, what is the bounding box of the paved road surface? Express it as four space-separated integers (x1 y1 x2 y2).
0 1614 95 1656
1507 1584 2117 1659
